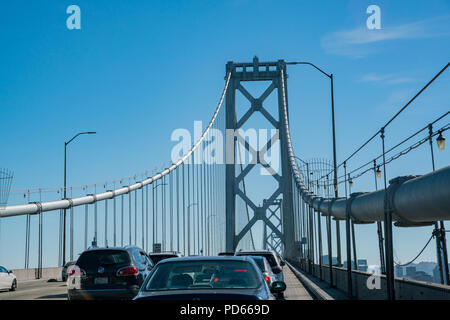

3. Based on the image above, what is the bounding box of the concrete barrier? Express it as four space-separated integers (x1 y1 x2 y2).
12 267 62 282
291 261 450 300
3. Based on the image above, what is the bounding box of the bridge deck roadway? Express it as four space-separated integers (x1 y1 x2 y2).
0 279 67 300
0 267 313 300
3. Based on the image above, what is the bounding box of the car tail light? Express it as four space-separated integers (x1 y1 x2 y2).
264 275 271 283
69 268 86 277
234 269 247 272
213 277 219 283
116 266 138 276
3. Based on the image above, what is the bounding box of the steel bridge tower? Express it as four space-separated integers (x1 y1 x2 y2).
225 57 297 260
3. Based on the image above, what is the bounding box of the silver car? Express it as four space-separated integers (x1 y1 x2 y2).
234 250 284 282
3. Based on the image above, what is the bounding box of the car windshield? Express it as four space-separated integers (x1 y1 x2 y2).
77 250 130 268
239 253 278 267
150 254 177 264
144 260 260 291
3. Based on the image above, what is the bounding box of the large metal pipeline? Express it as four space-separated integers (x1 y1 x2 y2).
304 166 450 224
279 68 450 226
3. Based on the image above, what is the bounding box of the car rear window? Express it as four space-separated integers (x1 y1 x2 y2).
249 257 266 271
144 260 260 291
238 253 278 267
77 250 131 268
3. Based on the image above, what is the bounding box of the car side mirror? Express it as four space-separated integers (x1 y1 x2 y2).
270 281 286 293
8 270 12 274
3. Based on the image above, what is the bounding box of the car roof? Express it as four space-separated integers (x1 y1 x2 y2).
156 255 254 264
246 255 270 264
236 250 277 255
247 255 265 260
149 252 181 256
82 245 142 253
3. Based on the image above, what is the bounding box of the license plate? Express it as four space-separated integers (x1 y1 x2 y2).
94 277 108 285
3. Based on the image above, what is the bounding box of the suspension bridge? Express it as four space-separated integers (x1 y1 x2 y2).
0 57 449 300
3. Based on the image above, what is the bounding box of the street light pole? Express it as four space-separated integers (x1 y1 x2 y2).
152 182 167 251
63 131 96 266
288 61 341 265
287 62 338 192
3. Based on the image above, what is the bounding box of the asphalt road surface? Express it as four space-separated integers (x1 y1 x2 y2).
0 279 67 300
0 268 312 300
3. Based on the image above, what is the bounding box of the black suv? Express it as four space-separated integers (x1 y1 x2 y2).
67 246 153 300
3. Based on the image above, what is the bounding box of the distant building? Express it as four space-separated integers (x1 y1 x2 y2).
322 255 338 265
397 262 443 283
395 266 404 277
433 265 441 283
431 265 450 284
357 259 368 272
343 260 357 270
342 259 368 271
406 266 416 277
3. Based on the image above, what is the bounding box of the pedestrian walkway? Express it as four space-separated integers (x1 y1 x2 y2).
283 265 314 300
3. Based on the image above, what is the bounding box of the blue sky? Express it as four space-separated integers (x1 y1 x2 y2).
0 1 449 269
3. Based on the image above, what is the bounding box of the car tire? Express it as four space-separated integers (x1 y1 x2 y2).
10 279 17 291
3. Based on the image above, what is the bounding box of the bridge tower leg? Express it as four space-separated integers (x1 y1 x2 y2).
225 61 237 252
224 57 297 260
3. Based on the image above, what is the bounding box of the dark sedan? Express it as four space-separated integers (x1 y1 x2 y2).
134 256 286 300
67 246 153 300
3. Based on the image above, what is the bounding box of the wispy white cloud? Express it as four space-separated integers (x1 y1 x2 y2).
360 73 416 85
375 89 416 113
321 15 450 58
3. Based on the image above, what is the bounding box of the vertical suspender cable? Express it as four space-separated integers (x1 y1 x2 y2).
129 190 132 245
142 187 144 249
121 194 124 247
146 184 149 252
170 171 173 251
135 188 137 245
84 204 88 249
114 191 117 247
105 198 108 247
176 167 180 252
182 163 186 255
